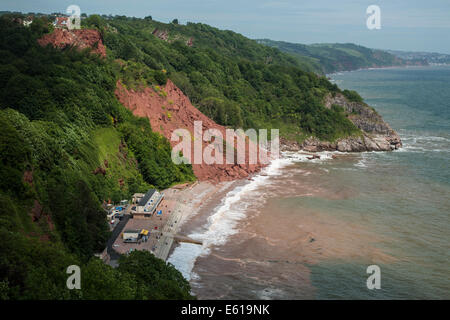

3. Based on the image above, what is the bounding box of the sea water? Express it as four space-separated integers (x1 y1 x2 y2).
168 65 450 299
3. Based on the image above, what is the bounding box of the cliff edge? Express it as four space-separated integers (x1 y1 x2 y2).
38 29 106 57
284 93 402 152
115 80 264 182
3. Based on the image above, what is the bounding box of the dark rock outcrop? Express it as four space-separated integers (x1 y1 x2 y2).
297 93 402 152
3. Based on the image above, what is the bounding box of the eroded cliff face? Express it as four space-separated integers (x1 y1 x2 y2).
38 29 106 57
38 28 399 159
115 80 264 182
294 93 402 152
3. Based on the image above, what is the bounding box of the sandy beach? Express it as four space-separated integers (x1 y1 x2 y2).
111 180 237 261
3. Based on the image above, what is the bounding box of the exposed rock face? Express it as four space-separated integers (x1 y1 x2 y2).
38 29 106 57
23 170 33 186
30 199 54 235
93 167 107 176
152 28 169 41
299 93 402 152
115 80 264 182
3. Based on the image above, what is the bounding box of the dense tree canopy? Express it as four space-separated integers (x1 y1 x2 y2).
0 16 194 300
95 15 359 141
0 11 368 300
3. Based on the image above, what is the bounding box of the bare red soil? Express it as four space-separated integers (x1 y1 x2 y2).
115 80 264 182
38 29 106 57
38 28 262 182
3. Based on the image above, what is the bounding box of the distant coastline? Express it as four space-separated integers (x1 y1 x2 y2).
326 63 450 78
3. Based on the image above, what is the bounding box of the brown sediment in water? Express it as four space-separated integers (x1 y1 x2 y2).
166 180 238 258
177 162 399 299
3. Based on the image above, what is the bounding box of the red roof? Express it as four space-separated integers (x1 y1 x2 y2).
54 17 68 27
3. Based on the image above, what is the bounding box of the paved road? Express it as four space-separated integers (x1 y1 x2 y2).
104 200 185 263
106 206 130 262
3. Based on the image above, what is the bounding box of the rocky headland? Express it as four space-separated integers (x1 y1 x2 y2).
282 93 402 152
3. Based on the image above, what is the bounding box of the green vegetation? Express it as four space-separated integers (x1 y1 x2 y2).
85 16 359 140
117 60 168 90
257 39 406 74
342 89 364 103
117 250 192 299
119 118 194 188
0 12 376 300
0 232 194 299
0 16 194 299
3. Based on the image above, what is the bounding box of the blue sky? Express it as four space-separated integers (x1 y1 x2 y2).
3 0 450 53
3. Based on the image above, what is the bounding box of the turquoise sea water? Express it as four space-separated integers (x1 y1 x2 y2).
311 66 450 299
171 66 450 299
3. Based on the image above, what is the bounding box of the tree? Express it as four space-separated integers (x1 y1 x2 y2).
84 14 105 30
342 89 363 103
81 258 136 299
118 250 194 300
154 69 168 85
172 19 179 25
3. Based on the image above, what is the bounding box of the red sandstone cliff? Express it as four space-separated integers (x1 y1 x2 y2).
115 80 264 182
38 29 106 57
38 28 262 182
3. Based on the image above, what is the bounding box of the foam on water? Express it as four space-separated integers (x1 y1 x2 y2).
282 150 343 163
355 153 369 168
167 155 299 281
172 65 450 298
253 287 286 300
167 243 202 281
397 133 450 153
168 150 348 281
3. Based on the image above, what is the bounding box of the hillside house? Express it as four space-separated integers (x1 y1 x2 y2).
53 17 68 28
23 16 33 27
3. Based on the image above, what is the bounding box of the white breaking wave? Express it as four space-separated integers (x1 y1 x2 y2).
167 156 296 281
355 159 368 168
282 150 343 163
167 149 371 281
253 287 286 300
398 133 450 153
167 243 202 281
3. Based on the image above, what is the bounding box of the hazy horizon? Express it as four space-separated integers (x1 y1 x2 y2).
2 0 450 54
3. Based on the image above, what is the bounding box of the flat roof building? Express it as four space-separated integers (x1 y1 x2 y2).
132 193 145 204
123 229 140 242
122 229 150 243
131 189 164 219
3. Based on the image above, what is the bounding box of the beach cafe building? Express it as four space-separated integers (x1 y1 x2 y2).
131 189 164 218
122 229 150 243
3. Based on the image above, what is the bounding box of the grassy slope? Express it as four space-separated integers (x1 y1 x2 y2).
0 12 392 299
92 127 151 200
0 16 196 299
